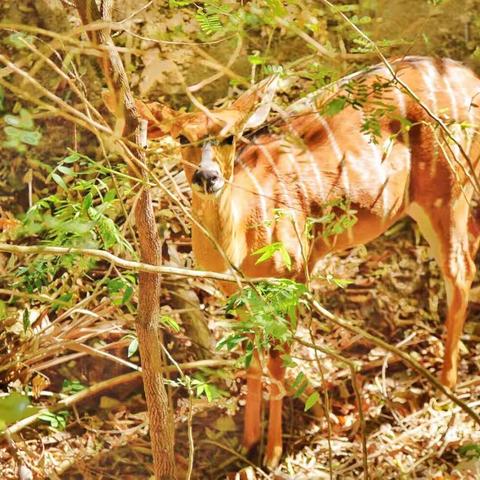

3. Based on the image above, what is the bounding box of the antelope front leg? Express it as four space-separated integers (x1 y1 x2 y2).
441 277 472 388
243 349 263 452
264 348 287 469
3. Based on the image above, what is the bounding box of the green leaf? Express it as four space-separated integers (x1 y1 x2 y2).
292 372 306 390
18 130 42 146
127 337 139 358
4 109 34 129
160 315 180 333
216 334 247 351
323 97 347 116
63 152 81 163
82 192 93 210
293 377 309 399
0 393 39 429
121 285 134 304
104 189 116 203
61 379 86 394
204 384 214 402
252 242 292 270
52 292 73 312
195 9 223 35
51 173 68 190
22 309 30 332
304 391 320 411
279 244 292 271
6 32 34 49
57 165 75 176
458 443 480 458
39 410 69 430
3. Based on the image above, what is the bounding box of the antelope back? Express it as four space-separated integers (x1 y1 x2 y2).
139 56 480 277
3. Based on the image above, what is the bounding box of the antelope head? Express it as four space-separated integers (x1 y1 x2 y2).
136 76 279 196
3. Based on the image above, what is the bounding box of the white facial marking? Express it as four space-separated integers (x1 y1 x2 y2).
200 142 222 174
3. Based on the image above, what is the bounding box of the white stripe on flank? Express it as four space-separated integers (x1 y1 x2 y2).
424 59 458 119
444 59 476 156
280 105 326 202
442 60 471 122
286 151 310 203
258 144 296 215
417 60 438 113
258 144 303 264
393 87 407 118
316 115 350 194
236 156 272 244
365 137 389 217
442 72 458 119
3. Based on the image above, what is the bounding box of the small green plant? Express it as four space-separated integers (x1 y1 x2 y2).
3 108 42 152
14 151 135 302
61 379 86 395
321 76 403 143
306 198 358 239
195 8 223 35
107 276 135 307
218 279 308 366
19 151 133 252
190 374 227 402
39 410 69 430
16 258 59 294
253 242 292 271
458 443 480 459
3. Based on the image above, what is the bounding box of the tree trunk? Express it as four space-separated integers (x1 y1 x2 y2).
136 190 177 479
73 2 177 478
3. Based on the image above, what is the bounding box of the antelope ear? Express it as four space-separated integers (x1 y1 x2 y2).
134 100 178 139
103 91 178 139
233 75 280 132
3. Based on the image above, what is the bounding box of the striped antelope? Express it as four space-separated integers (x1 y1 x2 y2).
137 56 480 467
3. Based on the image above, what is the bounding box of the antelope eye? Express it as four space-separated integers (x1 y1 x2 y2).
223 135 235 145
178 134 190 146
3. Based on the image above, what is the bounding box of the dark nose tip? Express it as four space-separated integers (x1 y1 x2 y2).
192 169 220 188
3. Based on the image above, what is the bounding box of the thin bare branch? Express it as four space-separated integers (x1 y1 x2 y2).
0 242 268 284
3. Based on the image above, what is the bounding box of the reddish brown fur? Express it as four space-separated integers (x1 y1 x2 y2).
139 56 480 468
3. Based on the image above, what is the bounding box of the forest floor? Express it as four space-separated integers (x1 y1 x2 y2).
1 2 480 479
2 207 480 479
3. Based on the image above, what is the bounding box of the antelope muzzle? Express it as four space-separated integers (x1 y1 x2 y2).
191 142 225 194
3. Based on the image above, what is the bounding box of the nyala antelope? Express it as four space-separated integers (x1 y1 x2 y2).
136 56 480 467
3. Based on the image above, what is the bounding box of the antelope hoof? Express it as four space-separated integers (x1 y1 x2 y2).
264 445 282 470
243 429 261 454
440 366 457 390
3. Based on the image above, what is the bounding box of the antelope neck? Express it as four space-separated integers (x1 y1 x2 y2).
191 184 248 273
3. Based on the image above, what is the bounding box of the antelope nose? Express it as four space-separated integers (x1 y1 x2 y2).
192 169 224 193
